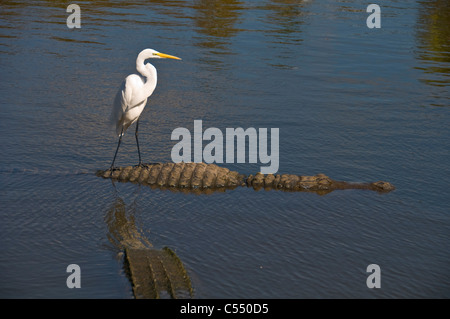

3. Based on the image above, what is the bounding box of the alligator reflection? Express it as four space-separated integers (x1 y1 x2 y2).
105 181 193 299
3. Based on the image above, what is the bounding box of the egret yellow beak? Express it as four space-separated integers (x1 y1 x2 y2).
156 52 182 60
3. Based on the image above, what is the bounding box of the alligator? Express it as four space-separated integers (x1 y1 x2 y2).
100 162 395 298
96 162 395 194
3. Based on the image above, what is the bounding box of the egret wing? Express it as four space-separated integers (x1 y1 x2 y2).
110 75 144 136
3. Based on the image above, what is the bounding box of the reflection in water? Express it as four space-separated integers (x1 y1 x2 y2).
104 181 193 299
262 0 307 44
415 0 450 106
191 0 244 70
189 0 311 70
104 181 152 251
193 0 243 39
259 0 309 69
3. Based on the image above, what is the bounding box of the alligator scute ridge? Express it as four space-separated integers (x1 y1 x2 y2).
96 162 395 194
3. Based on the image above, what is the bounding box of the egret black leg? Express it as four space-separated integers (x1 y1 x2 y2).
110 127 124 170
135 119 142 165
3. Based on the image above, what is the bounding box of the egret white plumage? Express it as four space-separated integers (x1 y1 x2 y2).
110 48 181 169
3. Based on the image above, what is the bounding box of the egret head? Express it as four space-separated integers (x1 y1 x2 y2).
139 48 181 60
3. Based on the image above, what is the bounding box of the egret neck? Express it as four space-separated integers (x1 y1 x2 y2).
133 55 157 105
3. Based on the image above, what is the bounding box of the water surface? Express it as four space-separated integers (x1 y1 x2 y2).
0 0 449 298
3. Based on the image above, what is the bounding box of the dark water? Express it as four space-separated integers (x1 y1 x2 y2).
0 0 449 298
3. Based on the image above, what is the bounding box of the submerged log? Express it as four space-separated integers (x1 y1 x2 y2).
96 162 395 194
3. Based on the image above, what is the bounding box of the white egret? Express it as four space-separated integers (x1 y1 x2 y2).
110 48 181 169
